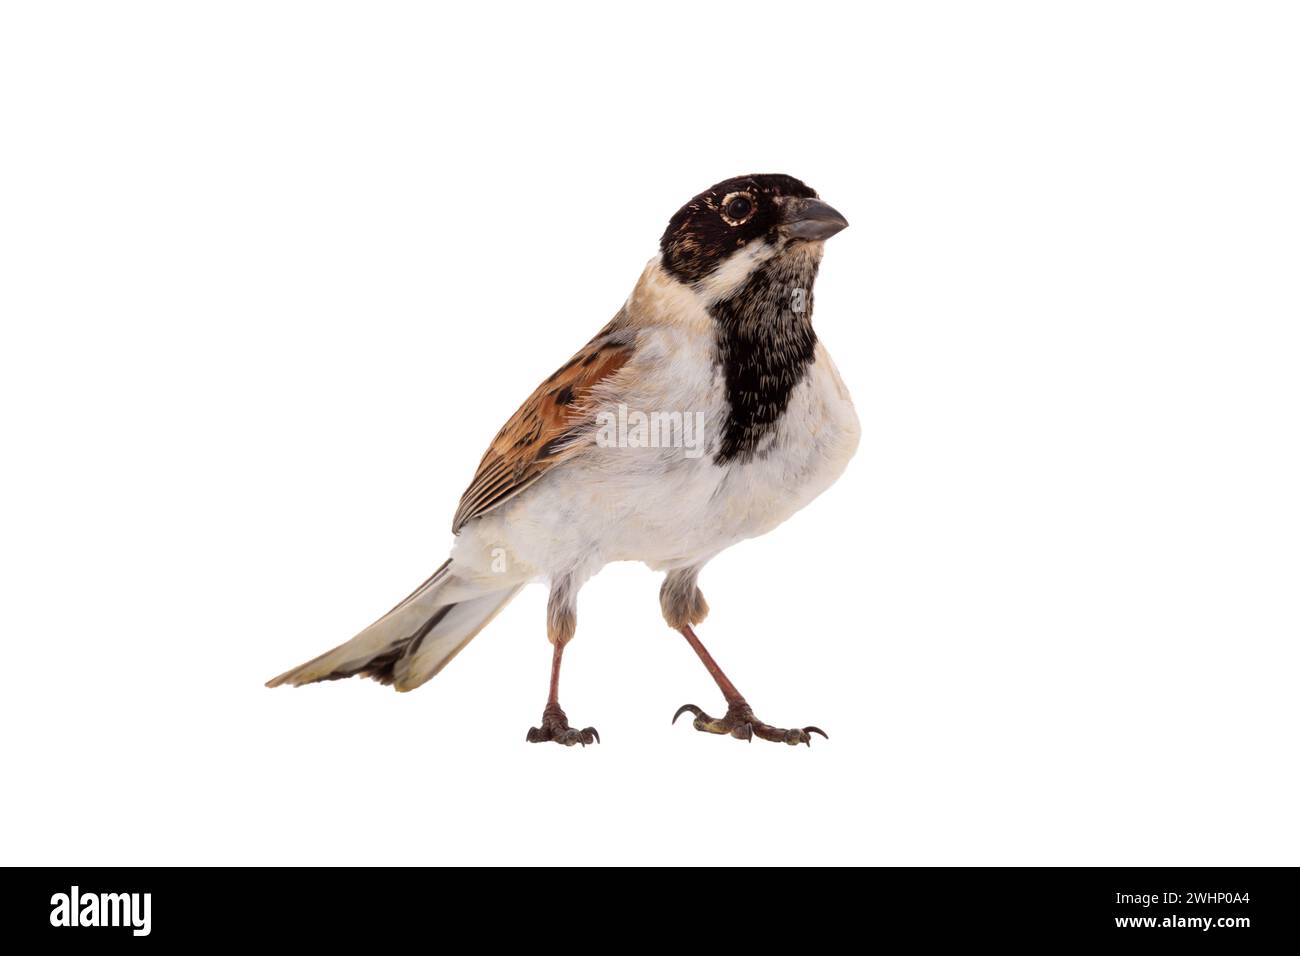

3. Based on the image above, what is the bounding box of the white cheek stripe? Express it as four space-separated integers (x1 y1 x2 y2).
625 241 791 335
692 240 778 305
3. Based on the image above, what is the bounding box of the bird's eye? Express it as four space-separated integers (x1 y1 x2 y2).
721 192 754 225
726 196 752 219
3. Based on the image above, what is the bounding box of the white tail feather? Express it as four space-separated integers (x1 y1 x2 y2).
265 561 520 690
391 586 522 691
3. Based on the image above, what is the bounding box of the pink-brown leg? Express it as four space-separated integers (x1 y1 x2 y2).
526 639 599 746
672 625 828 746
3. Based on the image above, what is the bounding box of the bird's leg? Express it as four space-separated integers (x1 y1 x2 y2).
672 625 828 747
526 640 599 746
527 580 598 746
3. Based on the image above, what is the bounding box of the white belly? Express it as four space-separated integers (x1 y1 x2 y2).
453 339 859 586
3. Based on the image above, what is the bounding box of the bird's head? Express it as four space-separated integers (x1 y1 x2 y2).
658 174 848 292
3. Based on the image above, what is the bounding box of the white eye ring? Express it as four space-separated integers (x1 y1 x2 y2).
720 191 756 226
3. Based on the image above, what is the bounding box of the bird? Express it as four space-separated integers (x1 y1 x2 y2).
267 173 860 746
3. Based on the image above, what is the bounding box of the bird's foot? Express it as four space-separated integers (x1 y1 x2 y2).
526 703 599 747
672 700 827 746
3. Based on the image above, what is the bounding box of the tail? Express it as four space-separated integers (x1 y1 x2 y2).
265 560 522 693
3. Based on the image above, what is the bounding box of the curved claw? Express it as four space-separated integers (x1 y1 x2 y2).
671 701 829 748
527 719 599 746
672 704 703 725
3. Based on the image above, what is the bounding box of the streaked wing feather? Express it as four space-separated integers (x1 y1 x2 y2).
452 322 635 533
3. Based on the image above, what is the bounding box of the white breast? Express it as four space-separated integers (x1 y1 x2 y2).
455 336 859 587
700 341 861 549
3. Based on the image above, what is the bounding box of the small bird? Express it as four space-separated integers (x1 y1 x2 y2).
267 173 860 746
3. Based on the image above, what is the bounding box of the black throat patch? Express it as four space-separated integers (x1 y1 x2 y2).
710 249 820 465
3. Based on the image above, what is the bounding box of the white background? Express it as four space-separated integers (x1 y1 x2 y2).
2 2 1297 866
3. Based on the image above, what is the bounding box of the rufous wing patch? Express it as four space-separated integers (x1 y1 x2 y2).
452 327 634 533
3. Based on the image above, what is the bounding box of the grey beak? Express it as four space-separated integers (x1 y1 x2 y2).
780 197 849 241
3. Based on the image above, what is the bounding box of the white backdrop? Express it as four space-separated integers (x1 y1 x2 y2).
2 2 1296 866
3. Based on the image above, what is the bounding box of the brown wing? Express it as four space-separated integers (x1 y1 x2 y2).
452 321 636 534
